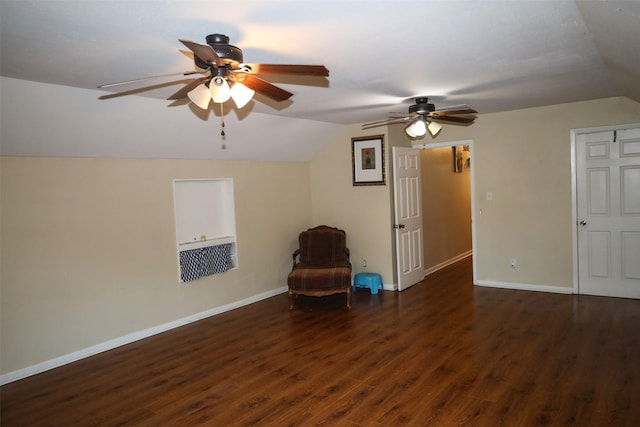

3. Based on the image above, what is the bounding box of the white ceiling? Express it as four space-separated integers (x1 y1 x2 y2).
1 0 639 132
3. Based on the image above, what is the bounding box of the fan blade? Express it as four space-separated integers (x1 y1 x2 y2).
97 71 203 89
179 39 224 66
389 112 412 118
363 117 408 127
167 77 209 100
362 117 411 129
434 104 472 111
431 115 476 124
433 108 478 116
362 119 397 127
244 64 329 77
241 74 293 102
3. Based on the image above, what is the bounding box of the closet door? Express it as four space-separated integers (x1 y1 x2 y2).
576 126 640 299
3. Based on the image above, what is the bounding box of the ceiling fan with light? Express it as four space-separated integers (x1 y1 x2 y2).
98 33 329 110
362 97 477 138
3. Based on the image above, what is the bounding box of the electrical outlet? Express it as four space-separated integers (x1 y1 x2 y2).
362 259 367 268
510 258 517 268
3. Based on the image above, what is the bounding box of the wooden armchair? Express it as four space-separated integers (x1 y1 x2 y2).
287 225 352 310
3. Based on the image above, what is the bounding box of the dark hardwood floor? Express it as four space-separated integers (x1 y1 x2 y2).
2 257 639 426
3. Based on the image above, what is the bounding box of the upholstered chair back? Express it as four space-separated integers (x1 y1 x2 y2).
298 226 349 267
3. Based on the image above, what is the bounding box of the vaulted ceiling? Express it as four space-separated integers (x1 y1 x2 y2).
1 0 639 159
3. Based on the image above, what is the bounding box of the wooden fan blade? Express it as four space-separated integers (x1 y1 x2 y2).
179 39 223 66
434 104 471 111
97 71 202 89
241 74 293 102
389 112 412 118
431 115 476 124
167 77 209 100
362 117 411 129
244 64 329 77
362 119 395 127
363 117 407 126
433 108 478 116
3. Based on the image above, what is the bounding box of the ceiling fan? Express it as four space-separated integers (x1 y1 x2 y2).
98 33 329 110
362 97 477 138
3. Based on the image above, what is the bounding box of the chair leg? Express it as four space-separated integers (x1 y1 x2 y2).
346 288 351 310
288 290 294 310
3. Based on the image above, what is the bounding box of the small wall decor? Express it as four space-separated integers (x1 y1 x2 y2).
453 144 471 173
352 135 385 185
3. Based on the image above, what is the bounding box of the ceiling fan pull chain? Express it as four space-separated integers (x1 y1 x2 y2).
220 102 227 149
220 103 226 137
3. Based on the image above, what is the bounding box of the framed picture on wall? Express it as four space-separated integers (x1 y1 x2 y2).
453 145 471 173
351 135 385 186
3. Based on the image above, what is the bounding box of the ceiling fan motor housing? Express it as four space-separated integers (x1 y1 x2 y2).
193 34 244 70
409 97 435 115
208 34 243 62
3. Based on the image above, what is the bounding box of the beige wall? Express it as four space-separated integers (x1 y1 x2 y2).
319 97 640 292
420 146 472 268
432 96 640 288
310 125 396 285
1 157 312 375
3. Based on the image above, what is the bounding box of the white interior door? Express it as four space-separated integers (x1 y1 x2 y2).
576 126 640 299
393 147 425 291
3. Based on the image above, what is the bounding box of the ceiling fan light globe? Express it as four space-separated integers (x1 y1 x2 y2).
187 83 212 109
210 76 231 103
230 82 255 108
427 120 442 136
406 119 427 137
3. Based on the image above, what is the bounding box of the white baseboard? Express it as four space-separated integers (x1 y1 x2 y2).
424 250 472 276
476 280 573 294
1 286 288 385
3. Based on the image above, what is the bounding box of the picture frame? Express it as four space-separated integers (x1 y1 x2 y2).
351 135 385 186
453 144 471 173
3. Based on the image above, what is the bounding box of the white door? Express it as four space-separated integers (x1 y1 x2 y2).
393 147 425 291
576 126 640 299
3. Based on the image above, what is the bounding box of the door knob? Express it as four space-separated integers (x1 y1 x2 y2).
393 224 405 229
579 220 587 227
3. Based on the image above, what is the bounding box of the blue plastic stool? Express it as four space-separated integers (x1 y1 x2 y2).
353 272 383 294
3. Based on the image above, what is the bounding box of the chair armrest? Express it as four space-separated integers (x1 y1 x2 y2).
292 249 301 267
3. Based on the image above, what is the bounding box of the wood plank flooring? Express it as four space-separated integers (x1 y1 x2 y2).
2 257 639 426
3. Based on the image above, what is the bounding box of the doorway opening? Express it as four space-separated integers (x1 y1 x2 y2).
412 139 477 282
